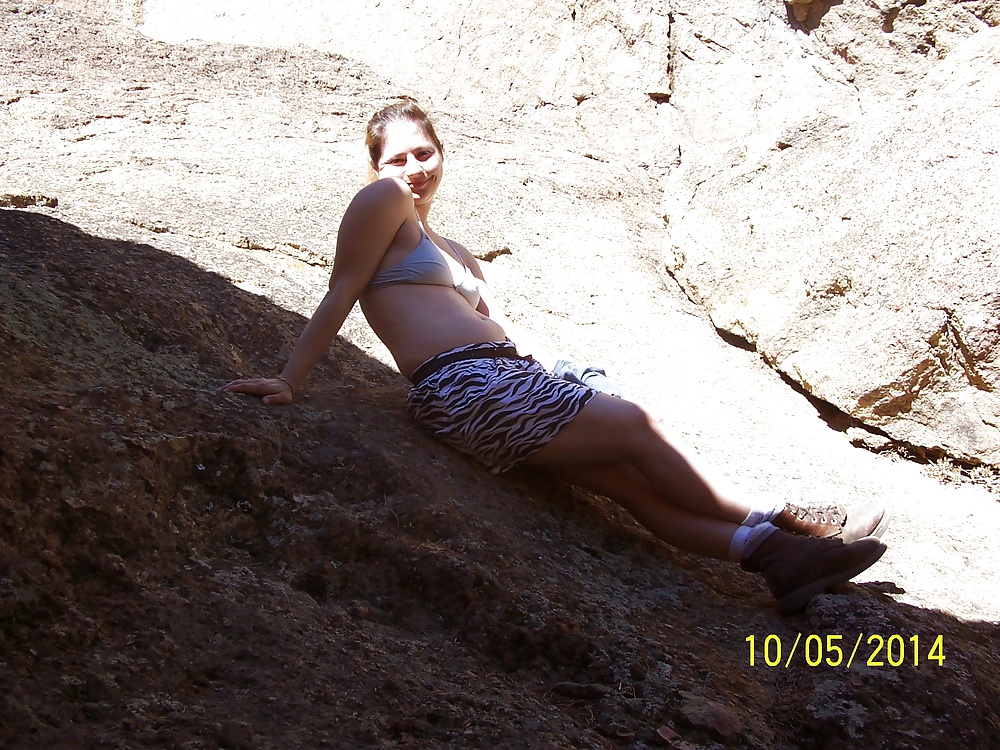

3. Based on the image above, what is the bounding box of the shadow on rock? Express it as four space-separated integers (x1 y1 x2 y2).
1 209 997 749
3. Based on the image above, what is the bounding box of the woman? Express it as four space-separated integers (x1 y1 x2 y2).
224 99 889 614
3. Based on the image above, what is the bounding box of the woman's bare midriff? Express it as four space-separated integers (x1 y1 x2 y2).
360 284 509 378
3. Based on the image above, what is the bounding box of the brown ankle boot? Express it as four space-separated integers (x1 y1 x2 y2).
773 501 891 543
741 530 887 614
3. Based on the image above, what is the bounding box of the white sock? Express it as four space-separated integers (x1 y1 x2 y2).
729 521 779 562
741 500 786 528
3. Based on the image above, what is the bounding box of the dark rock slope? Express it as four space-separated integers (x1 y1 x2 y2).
1 3 999 748
2 184 1000 750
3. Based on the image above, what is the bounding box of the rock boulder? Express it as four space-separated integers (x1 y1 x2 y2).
663 23 1000 466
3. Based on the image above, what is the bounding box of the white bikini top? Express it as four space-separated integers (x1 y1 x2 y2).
368 221 482 308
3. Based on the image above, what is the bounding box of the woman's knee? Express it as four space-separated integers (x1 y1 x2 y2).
608 399 659 447
611 401 689 468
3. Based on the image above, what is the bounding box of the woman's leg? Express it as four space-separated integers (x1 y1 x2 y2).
525 393 751 525
529 394 889 613
546 461 739 559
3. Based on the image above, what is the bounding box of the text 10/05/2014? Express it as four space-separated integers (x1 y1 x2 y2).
746 633 945 668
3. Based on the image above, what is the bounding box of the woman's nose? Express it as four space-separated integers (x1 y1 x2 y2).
405 156 424 175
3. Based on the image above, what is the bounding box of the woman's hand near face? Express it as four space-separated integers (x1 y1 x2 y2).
220 377 294 405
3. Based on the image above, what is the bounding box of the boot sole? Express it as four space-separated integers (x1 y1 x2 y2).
776 538 887 615
870 506 892 539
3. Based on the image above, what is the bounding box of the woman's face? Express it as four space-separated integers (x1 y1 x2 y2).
374 119 444 206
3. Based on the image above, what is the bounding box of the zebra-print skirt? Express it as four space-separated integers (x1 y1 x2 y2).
405 341 597 473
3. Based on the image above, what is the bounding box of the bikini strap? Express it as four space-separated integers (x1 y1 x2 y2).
443 238 468 270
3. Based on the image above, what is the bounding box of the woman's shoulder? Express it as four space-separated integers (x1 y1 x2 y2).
337 177 414 246
351 176 413 213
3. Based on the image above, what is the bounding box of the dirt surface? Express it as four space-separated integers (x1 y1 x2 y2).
2 3 1000 749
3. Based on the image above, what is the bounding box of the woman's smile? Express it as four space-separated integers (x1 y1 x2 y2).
376 120 443 203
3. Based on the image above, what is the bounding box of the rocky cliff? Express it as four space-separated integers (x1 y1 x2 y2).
3 1 1000 748
63 0 999 466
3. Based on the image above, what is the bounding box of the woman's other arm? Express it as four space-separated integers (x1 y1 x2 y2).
223 178 412 403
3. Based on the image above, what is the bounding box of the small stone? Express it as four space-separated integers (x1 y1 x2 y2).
680 693 742 738
656 726 680 742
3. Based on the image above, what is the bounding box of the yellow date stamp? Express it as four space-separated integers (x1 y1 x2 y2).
746 633 945 668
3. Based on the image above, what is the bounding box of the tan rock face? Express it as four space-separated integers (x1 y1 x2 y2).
38 0 1000 467
663 24 1000 466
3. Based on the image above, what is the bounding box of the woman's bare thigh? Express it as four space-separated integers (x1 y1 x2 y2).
525 393 654 467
